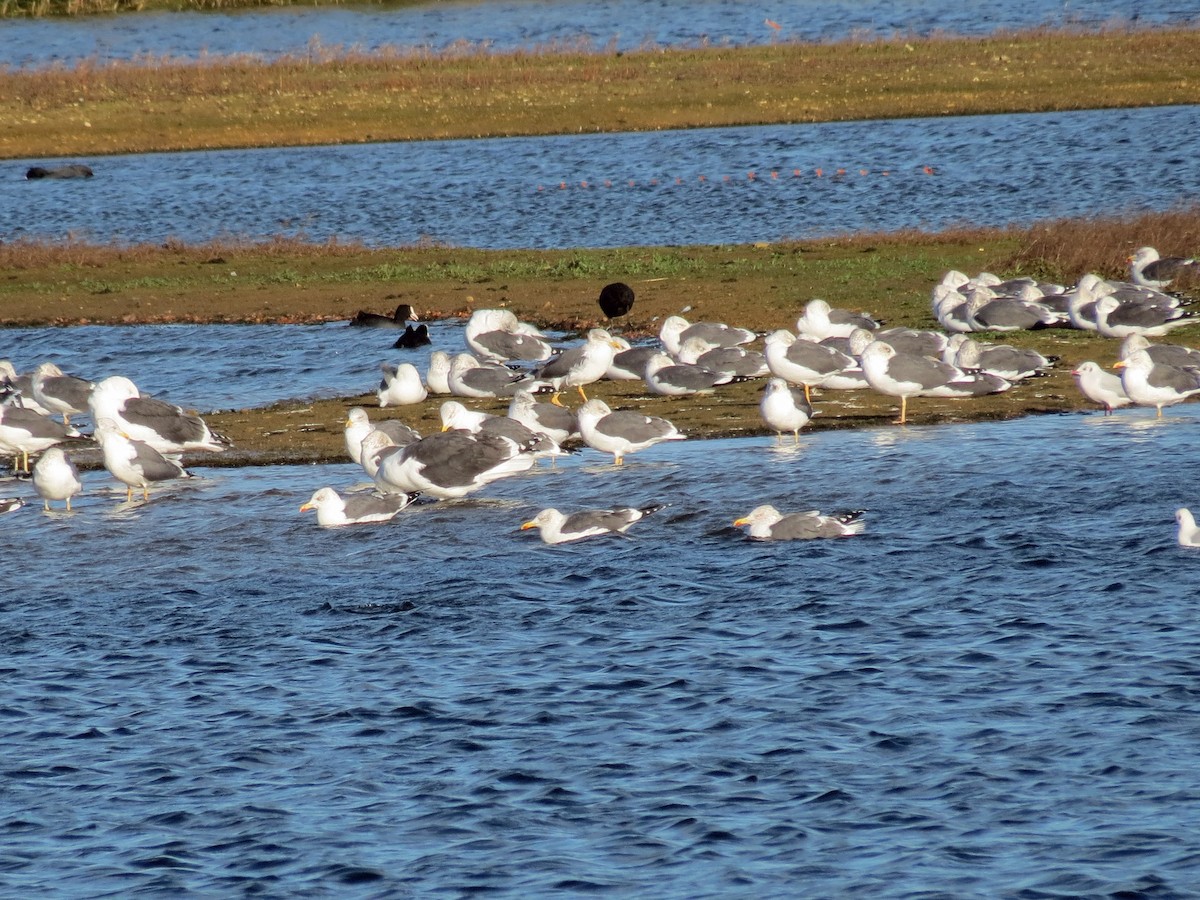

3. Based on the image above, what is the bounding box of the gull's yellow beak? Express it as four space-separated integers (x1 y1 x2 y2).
520 521 537 530
300 502 314 512
733 517 750 527
1113 360 1128 370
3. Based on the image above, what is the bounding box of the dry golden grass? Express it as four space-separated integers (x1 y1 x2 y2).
3 27 1198 159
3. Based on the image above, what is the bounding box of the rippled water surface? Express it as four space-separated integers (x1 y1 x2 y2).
6 105 1198 249
4 408 1200 895
2 0 1193 69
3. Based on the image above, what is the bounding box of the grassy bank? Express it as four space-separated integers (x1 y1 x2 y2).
4 28 1199 160
5 209 1198 465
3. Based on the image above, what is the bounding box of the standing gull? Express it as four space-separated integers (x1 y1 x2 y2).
94 418 192 502
359 430 404 479
508 389 578 446
1071 362 1131 415
32 446 82 511
734 505 866 540
860 340 964 425
1093 295 1196 339
760 377 813 444
31 362 94 426
521 504 665 544
300 486 419 527
764 330 855 401
0 361 53 415
576 398 684 465
0 403 84 472
425 351 453 395
344 407 420 465
1113 349 1200 416
533 328 621 405
89 376 228 456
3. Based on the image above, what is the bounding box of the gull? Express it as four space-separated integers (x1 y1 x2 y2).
521 504 665 544
794 298 879 341
658 315 755 357
448 352 536 398
1119 334 1200 369
1093 295 1196 339
533 328 621 404
88 375 228 456
31 362 94 425
1176 508 1200 547
439 399 494 433
465 309 553 363
1129 246 1200 290
860 340 966 424
344 407 420 465
760 377 813 444
0 402 84 472
94 418 192 502
0 497 23 514
576 398 684 465
763 329 855 400
1071 362 1131 415
377 362 428 407
1113 349 1200 416
374 429 537 500
733 505 866 540
508 389 578 446
964 291 1061 332
606 338 659 381
300 486 419 527
359 430 404 479
643 351 736 396
426 351 453 395
676 338 769 377
948 335 1055 381
0 360 53 415
32 446 82 511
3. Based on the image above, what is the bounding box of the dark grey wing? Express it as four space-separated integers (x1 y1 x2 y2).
1146 363 1200 393
42 374 93 410
123 396 208 445
656 364 723 391
558 509 621 539
1143 257 1197 282
461 366 529 396
375 420 421 446
535 345 584 380
610 347 658 379
129 440 185 482
4 406 74 440
1108 303 1189 328
475 331 550 361
784 341 852 376
974 300 1048 329
597 411 674 443
403 432 510 489
886 353 958 389
342 492 416 519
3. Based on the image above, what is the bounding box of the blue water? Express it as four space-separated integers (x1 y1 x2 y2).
6 105 1199 248
4 408 1200 895
2 0 1194 70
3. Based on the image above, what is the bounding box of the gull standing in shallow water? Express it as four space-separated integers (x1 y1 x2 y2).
1176 508 1200 547
1113 349 1200 416
760 377 813 444
94 418 192 502
0 403 83 472
89 375 228 456
1071 362 1130 415
32 446 82 511
734 505 866 540
521 504 666 544
576 399 684 465
300 486 419 527
31 362 94 426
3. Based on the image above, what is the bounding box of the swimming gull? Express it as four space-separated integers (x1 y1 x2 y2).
0 402 85 472
344 407 420 465
300 486 419 527
32 446 83 511
597 282 636 320
760 377 813 444
94 418 193 502
1113 349 1200 416
794 298 880 341
31 362 94 426
88 375 228 456
659 315 756 357
576 398 684 465
378 362 428 406
1176 508 1200 547
1071 362 1131 415
733 505 866 540
374 429 537 499
533 328 620 404
0 497 23 514
521 504 665 544
1129 246 1199 290
764 329 855 400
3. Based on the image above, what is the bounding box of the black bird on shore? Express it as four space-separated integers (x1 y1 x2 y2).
598 282 635 320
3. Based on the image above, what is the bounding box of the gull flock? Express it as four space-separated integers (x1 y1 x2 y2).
3 250 1200 545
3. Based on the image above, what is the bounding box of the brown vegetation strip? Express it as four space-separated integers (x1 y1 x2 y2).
3 28 1199 159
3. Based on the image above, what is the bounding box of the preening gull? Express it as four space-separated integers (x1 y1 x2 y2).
760 377 813 444
1113 349 1200 416
300 486 419 527
576 398 684 465
31 362 93 425
439 399 494 433
1071 362 1131 415
359 430 404 478
377 362 428 407
1130 247 1199 290
88 375 228 456
597 282 636 320
465 309 553 363
32 446 82 511
659 315 756 357
1176 508 1200 547
508 389 578 446
0 402 84 472
344 407 420 465
733 505 866 540
533 328 620 404
94 418 192 502
374 429 536 499
521 504 665 544
763 330 855 400
643 351 736 396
